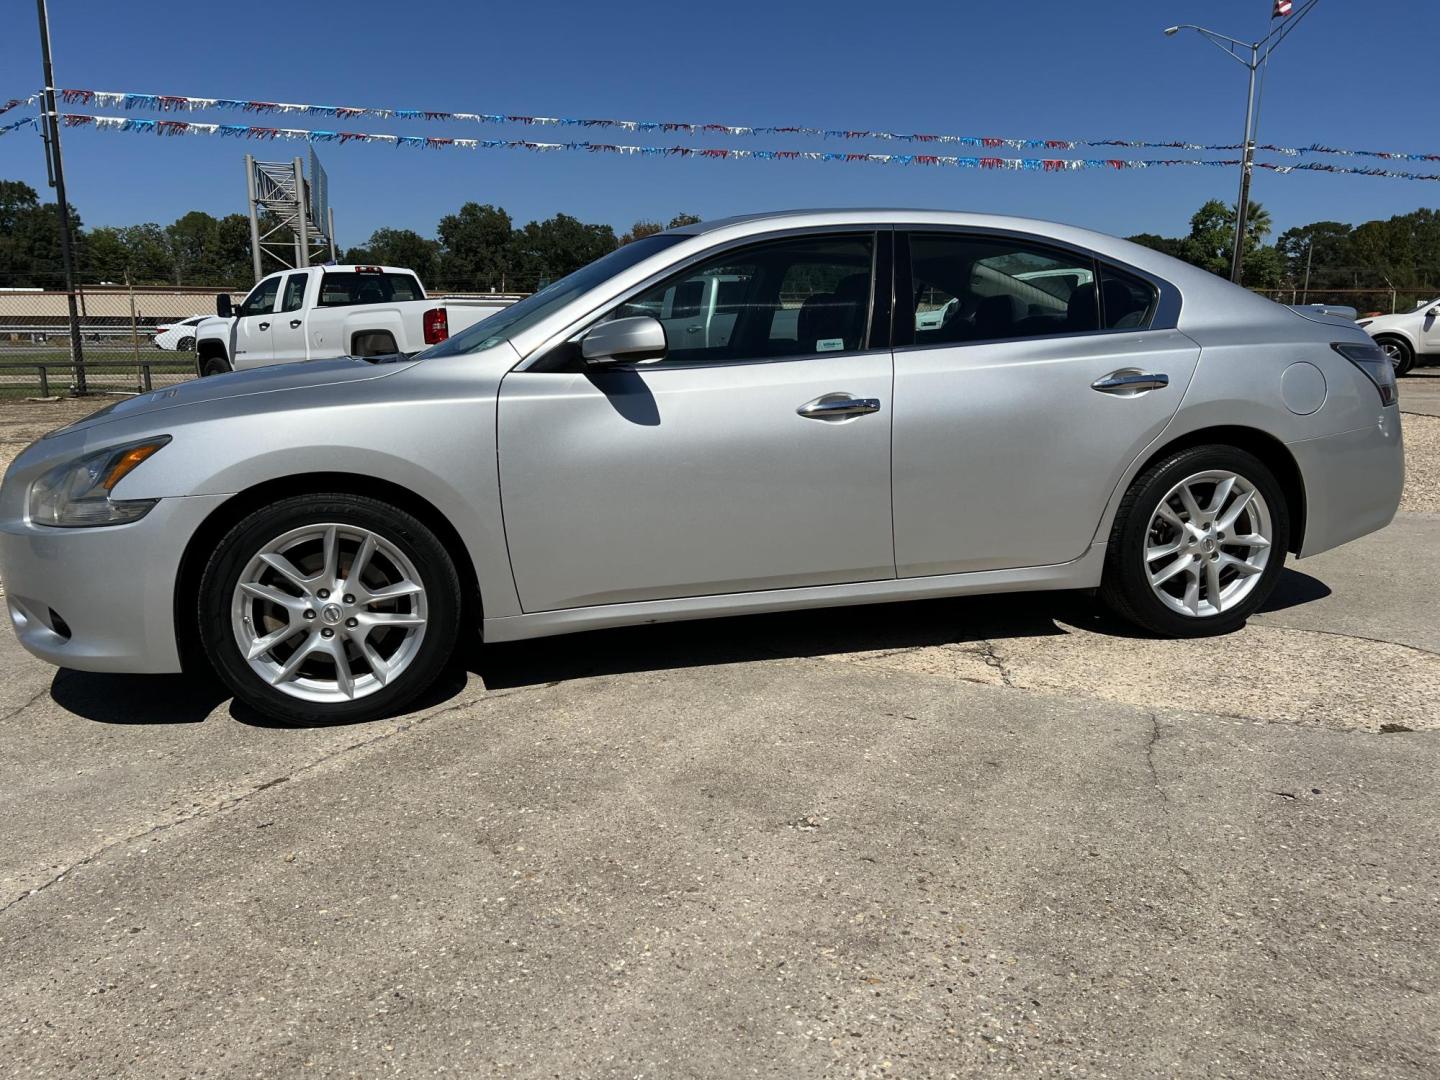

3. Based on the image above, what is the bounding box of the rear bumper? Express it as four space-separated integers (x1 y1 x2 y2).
1290 409 1404 557
1 494 231 674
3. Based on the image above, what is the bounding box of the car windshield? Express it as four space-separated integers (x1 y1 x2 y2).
417 234 689 358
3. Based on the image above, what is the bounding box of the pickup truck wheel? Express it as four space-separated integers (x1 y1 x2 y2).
198 494 461 726
200 356 231 377
1376 336 1414 376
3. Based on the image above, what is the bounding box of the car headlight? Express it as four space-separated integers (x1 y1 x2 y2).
1332 342 1396 407
28 436 172 527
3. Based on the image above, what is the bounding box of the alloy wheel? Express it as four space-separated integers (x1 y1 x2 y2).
230 523 428 702
1143 470 1272 618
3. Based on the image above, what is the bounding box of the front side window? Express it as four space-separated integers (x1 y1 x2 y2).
280 273 308 313
907 234 1099 346
608 233 875 364
239 276 281 318
317 271 424 307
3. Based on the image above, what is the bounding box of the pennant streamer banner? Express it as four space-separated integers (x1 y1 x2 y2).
51 112 1440 183
0 94 38 117
51 87 1440 164
0 115 37 137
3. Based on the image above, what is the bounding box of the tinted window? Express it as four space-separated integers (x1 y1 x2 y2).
318 271 424 307
608 234 874 364
1098 265 1159 329
239 276 281 318
280 273 308 313
907 234 1098 346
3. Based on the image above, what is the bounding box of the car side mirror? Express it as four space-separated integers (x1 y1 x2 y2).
1427 307 1439 318
581 315 667 367
216 294 233 318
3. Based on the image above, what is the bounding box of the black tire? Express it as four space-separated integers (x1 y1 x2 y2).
1375 336 1414 377
200 355 231 378
177 336 195 353
197 494 461 725
1100 445 1290 638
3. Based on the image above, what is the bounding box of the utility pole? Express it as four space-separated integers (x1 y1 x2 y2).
34 0 86 394
1164 1 1322 286
1301 238 1314 304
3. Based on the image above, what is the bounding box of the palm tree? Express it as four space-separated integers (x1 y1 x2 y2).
1237 201 1273 245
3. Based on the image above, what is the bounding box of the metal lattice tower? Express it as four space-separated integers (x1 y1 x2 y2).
244 152 336 282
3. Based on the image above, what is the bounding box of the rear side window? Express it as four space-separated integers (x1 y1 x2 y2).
280 273 308 313
318 272 424 307
906 233 1099 347
1098 265 1159 329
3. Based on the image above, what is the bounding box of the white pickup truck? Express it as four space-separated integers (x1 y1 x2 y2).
194 265 511 376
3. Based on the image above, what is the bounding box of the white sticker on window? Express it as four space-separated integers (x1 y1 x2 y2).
816 338 845 352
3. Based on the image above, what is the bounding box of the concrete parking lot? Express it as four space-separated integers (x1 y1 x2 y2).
1 375 1437 1077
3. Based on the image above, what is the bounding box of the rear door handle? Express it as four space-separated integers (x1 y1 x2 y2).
258 321 270 331
797 395 882 420
289 319 302 329
1091 370 1169 395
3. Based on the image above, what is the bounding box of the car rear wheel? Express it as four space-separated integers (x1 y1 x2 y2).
198 494 461 725
1376 336 1414 377
177 336 195 352
1100 445 1289 637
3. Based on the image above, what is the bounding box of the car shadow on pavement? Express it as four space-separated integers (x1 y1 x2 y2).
50 668 231 725
469 567 1335 690
47 569 1333 726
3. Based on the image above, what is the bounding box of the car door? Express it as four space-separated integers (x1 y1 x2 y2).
497 230 896 613
268 272 311 363
891 230 1199 577
1420 299 1440 353
231 274 281 367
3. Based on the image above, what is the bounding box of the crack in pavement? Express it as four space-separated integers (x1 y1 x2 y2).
1251 620 1439 658
0 683 52 726
1142 712 1197 889
975 640 1016 688
0 681 556 920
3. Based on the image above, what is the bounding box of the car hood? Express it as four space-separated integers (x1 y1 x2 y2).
48 357 416 438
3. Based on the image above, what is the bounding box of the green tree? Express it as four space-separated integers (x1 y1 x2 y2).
436 203 514 290
509 213 617 290
344 227 441 283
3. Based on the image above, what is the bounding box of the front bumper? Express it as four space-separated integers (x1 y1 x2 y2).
1290 408 1405 558
1 493 231 674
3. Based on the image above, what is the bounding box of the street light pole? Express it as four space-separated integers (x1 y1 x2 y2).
1231 42 1260 283
1164 1 1321 285
34 0 86 394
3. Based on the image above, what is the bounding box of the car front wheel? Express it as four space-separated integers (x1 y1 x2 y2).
1100 445 1289 637
198 494 461 724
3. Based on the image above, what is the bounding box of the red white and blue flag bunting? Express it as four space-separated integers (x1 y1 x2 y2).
40 87 1440 164
50 113 1440 183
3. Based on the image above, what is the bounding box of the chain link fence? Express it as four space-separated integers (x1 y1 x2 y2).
1258 287 1439 317
0 285 237 399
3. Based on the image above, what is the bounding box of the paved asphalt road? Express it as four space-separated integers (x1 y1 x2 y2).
0 383 1436 1077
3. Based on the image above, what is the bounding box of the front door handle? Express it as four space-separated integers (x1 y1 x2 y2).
289 319 302 329
797 395 882 420
1091 369 1169 395
258 321 270 331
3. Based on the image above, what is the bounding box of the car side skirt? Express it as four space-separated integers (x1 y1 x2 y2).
481 543 1107 643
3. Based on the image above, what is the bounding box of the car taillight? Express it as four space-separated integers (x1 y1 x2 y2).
423 307 449 345
1332 341 1397 407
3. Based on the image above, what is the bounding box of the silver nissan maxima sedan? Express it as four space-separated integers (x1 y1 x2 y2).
0 210 1404 724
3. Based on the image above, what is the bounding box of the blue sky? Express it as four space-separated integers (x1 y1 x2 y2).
1 0 1434 246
